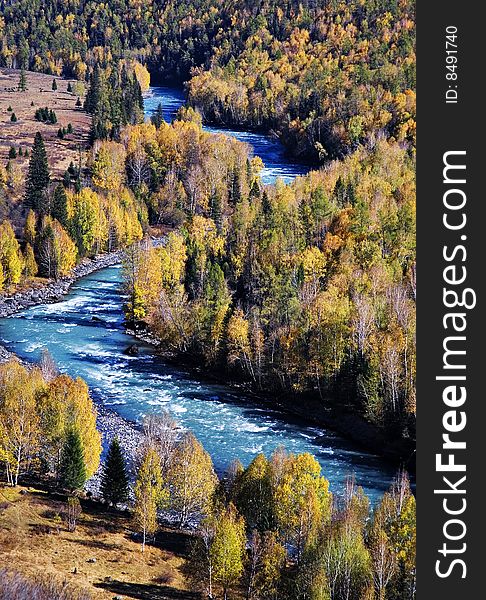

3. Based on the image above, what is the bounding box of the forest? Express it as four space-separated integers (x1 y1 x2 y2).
0 357 415 600
0 0 415 597
0 0 415 160
119 116 415 440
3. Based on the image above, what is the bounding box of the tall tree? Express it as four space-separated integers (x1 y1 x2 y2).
101 436 129 508
132 446 167 552
211 504 246 600
59 428 87 492
51 184 69 227
150 102 164 128
167 432 218 528
25 132 50 213
18 68 27 92
0 361 42 486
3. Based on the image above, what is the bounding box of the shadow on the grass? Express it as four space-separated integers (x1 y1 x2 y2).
154 528 194 558
95 580 201 600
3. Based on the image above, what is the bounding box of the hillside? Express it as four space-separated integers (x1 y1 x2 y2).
0 69 89 174
0 69 90 225
0 485 198 600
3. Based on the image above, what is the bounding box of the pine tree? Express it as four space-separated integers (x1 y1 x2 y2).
63 169 72 188
8 147 16 159
101 437 129 508
76 96 82 107
150 103 164 128
25 132 50 212
51 184 68 226
52 78 58 91
210 192 223 234
59 428 87 492
10 113 17 122
18 69 27 92
67 82 73 93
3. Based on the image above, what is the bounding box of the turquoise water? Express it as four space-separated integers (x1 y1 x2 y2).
0 87 399 504
0 267 397 503
144 86 310 185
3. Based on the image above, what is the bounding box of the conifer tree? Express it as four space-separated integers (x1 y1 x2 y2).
25 132 50 212
51 184 68 227
150 103 164 128
10 112 17 122
101 436 129 508
52 78 58 91
18 69 27 92
23 243 38 277
59 428 87 492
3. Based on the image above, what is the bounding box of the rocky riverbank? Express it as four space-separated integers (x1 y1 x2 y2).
0 344 145 498
0 248 146 497
0 251 125 319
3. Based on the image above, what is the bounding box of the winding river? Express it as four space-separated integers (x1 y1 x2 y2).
144 86 310 185
0 87 398 504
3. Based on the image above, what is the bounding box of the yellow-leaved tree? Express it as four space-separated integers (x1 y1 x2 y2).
132 445 168 552
39 374 101 478
0 220 24 287
0 360 44 486
273 452 332 562
167 432 218 528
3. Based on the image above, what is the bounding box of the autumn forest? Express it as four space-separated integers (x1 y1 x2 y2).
0 1 415 599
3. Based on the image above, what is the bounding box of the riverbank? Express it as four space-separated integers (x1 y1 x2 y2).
0 251 125 319
0 338 144 500
0 249 147 498
129 327 415 471
0 252 412 483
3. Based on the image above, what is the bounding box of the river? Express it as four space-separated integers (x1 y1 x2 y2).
0 87 398 504
144 86 310 185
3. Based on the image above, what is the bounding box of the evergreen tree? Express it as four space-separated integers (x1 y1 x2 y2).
63 169 72 188
52 78 58 91
59 428 87 491
100 437 129 508
25 132 50 212
8 147 16 159
210 191 223 234
10 112 17 122
18 69 27 92
51 184 69 226
76 96 82 107
150 103 164 128
67 82 73 93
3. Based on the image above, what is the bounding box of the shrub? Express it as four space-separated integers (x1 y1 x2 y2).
0 569 92 599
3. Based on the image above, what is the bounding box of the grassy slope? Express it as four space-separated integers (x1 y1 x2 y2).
0 485 200 600
0 68 90 228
